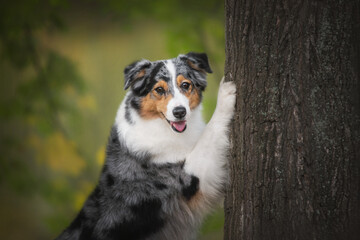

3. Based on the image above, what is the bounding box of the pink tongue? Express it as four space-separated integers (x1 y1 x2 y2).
171 121 186 132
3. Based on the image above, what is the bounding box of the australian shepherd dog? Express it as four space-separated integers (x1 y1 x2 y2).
56 52 236 240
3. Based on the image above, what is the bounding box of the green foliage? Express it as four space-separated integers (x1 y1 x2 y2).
0 0 88 238
0 0 225 239
102 0 225 59
199 208 225 239
0 0 66 68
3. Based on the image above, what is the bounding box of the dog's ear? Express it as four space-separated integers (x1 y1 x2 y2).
179 52 212 91
183 52 213 74
124 59 152 91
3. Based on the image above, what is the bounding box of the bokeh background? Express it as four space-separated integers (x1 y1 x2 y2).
0 0 225 239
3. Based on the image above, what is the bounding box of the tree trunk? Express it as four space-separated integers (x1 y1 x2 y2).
224 0 360 239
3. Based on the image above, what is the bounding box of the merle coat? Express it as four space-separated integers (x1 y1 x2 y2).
56 126 201 240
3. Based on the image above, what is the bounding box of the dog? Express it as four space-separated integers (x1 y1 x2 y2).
56 52 236 240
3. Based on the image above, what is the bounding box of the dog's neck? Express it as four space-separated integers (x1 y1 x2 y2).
115 93 206 164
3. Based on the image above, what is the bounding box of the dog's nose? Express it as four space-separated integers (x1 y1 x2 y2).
173 106 186 119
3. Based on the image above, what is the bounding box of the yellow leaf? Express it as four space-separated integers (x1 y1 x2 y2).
96 145 106 166
77 94 97 111
28 131 86 176
73 181 94 211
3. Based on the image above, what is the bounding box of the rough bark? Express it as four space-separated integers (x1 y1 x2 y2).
224 0 360 239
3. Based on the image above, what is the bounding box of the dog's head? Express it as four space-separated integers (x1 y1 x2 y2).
123 52 212 133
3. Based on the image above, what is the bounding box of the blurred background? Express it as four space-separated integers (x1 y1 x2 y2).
0 0 225 239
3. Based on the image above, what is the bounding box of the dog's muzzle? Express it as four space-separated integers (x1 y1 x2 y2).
170 106 187 133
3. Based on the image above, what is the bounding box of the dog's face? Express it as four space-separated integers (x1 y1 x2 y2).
124 52 212 133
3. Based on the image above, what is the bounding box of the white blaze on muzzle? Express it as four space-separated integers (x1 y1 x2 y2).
164 60 191 132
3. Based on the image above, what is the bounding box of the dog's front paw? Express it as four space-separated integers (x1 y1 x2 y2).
216 77 236 118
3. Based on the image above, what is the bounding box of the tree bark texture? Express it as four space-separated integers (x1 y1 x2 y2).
224 0 360 239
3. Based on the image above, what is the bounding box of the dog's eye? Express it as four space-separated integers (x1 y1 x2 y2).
180 82 191 91
155 87 165 95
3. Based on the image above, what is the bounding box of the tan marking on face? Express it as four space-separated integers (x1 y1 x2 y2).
176 75 201 109
140 80 172 119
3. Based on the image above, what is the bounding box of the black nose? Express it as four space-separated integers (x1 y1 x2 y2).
173 106 186 119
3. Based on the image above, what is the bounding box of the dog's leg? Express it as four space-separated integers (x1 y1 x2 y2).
184 78 236 210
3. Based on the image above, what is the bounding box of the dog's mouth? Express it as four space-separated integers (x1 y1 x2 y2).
161 113 187 133
169 120 187 133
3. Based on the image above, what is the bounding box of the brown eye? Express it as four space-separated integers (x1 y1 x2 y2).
155 87 165 95
181 82 191 91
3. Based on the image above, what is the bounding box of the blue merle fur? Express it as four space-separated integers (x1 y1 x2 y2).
56 126 200 240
